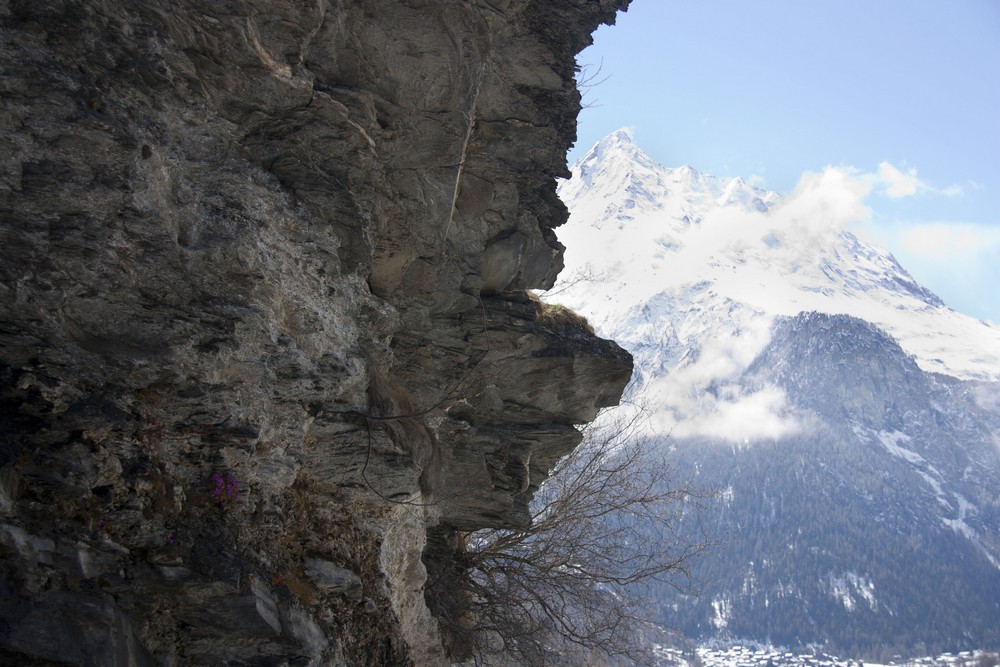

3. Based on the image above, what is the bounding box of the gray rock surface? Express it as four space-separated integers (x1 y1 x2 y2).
0 0 633 664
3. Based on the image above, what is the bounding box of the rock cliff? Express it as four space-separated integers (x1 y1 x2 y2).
0 0 633 664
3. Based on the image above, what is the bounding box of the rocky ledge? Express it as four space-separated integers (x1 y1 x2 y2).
0 0 632 664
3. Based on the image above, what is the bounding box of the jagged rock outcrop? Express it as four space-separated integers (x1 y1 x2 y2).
0 0 632 665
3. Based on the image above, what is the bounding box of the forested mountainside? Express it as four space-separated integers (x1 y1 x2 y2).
661 314 1000 657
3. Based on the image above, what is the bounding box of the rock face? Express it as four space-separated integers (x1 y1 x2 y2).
0 1 633 665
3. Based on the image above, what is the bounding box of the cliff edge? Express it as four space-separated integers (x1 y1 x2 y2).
0 0 632 664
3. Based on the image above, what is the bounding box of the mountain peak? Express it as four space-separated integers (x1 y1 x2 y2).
580 128 654 167
562 129 665 209
606 127 634 143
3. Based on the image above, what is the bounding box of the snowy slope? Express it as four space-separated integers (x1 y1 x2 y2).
554 129 1000 392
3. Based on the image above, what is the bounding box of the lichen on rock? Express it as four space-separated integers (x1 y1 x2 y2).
0 0 633 664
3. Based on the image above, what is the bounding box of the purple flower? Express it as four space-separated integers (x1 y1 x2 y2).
210 472 240 507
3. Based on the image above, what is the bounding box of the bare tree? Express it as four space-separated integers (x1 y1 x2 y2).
430 400 713 666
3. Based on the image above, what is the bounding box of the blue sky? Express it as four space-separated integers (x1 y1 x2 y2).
568 0 1000 323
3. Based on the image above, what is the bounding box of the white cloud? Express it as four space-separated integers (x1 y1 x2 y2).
670 166 871 286
972 383 1000 414
877 162 920 198
779 167 872 235
873 161 964 199
671 387 802 441
898 222 1000 262
642 317 803 442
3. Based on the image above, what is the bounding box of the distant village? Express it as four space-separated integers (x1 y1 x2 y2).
656 644 998 667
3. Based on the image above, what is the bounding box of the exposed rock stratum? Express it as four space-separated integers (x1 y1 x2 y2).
0 1 633 664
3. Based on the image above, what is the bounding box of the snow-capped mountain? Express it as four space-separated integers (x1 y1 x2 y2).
556 129 1000 393
553 130 1000 657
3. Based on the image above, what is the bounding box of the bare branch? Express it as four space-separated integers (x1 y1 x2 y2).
535 265 609 298
429 387 716 666
576 59 610 110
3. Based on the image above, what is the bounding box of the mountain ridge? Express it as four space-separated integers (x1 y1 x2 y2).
556 129 1000 390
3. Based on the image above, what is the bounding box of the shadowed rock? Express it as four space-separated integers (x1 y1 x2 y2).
0 0 632 664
